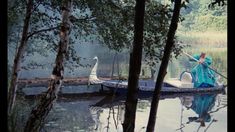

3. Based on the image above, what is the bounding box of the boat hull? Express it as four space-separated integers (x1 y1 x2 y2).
101 80 225 96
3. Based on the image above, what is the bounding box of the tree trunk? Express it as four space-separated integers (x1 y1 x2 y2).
24 1 72 131
150 68 155 80
8 0 33 115
146 0 182 131
116 54 120 77
111 53 117 79
122 0 146 131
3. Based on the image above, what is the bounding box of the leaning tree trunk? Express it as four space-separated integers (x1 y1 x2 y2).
8 0 33 115
122 0 146 131
24 1 72 131
146 0 182 131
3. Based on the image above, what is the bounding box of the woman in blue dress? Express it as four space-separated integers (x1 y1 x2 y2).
190 53 216 88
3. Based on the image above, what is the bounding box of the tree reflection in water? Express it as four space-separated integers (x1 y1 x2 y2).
20 87 226 132
88 92 226 132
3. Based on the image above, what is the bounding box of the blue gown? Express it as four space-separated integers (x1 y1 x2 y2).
190 94 216 122
190 54 216 88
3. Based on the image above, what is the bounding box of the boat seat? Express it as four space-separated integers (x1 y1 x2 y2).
180 71 193 83
164 71 194 88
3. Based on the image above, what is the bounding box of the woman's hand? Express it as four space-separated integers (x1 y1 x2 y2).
199 58 205 64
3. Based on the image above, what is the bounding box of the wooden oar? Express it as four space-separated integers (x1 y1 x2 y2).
183 51 227 79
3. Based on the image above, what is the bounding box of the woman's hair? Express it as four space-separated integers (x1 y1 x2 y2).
200 52 206 58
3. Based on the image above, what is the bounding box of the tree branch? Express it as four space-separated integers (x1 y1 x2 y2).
30 0 43 14
24 0 27 6
69 15 96 23
26 26 60 40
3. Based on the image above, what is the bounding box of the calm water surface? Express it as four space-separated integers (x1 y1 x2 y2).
28 87 227 132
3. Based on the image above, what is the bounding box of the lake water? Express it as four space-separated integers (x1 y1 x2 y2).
22 85 227 132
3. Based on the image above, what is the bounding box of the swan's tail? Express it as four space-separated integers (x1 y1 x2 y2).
88 76 104 85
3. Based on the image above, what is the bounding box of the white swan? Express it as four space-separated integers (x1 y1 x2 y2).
88 56 103 85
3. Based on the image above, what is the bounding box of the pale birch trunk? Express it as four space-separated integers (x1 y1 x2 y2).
24 0 72 131
8 0 33 114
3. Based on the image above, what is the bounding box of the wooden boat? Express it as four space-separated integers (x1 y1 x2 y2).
89 56 226 95
101 79 226 95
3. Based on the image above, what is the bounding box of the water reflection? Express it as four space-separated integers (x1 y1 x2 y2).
39 91 226 132
178 91 227 132
180 94 217 131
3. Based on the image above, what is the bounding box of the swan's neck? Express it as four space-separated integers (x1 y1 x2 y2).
90 59 98 79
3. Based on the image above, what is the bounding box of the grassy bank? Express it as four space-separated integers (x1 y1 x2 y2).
177 31 227 48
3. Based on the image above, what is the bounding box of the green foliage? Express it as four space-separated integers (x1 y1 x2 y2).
179 0 227 32
193 15 226 31
8 0 97 72
208 0 226 9
86 0 133 51
8 0 25 34
87 0 184 67
7 0 25 56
